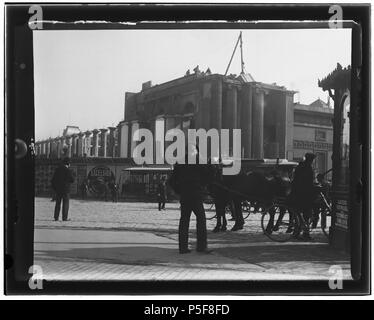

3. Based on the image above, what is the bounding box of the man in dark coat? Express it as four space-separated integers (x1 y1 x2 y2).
108 179 118 203
168 144 213 254
290 153 316 239
157 176 167 211
51 157 75 221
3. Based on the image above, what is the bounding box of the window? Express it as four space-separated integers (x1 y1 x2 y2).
315 130 326 141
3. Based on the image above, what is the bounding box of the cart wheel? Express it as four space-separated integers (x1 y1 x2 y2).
261 204 299 242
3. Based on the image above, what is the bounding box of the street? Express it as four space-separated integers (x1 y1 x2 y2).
34 197 351 281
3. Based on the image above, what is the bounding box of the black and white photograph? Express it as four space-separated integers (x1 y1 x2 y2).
4 3 370 297
32 27 354 282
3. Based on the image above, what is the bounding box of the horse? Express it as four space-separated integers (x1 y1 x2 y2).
207 166 291 232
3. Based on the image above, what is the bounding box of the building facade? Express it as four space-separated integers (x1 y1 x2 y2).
293 99 334 179
118 68 295 161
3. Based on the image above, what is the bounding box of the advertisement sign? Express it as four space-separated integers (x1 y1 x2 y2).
87 165 115 196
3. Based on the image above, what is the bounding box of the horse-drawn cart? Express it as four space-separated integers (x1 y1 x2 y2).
205 158 332 241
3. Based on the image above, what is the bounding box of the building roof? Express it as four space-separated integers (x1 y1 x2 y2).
63 126 81 137
294 99 333 115
309 98 330 109
237 72 255 83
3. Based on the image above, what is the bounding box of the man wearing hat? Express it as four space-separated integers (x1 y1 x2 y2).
168 143 213 254
51 157 75 221
290 153 316 240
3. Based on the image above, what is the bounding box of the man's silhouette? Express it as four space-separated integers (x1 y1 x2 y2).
51 157 75 221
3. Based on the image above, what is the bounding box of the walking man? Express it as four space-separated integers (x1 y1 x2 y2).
157 176 167 211
108 179 118 203
169 144 213 254
51 157 75 221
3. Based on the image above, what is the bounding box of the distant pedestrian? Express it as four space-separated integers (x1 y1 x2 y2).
108 179 118 203
80 179 88 199
103 181 110 201
157 176 167 211
51 157 75 221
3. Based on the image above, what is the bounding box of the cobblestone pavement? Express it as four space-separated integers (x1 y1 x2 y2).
34 197 352 281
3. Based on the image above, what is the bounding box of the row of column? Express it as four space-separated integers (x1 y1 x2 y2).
215 81 265 159
118 116 192 161
117 81 266 161
35 127 118 159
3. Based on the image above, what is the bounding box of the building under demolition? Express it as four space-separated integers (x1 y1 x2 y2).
118 68 295 161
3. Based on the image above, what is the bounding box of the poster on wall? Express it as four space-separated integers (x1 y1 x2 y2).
87 165 115 197
335 199 349 230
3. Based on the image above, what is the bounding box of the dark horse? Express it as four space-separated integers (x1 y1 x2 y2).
207 165 291 232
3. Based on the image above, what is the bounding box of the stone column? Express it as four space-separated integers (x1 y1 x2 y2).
39 141 44 157
224 85 238 157
201 82 211 130
211 79 222 130
71 134 78 158
40 142 44 157
164 117 175 153
66 136 73 158
37 141 42 157
56 137 62 158
130 121 140 160
119 122 129 158
41 142 45 157
99 128 108 157
34 142 39 157
92 129 100 157
77 132 85 157
46 139 51 158
84 131 92 157
241 85 253 158
252 87 265 159
227 85 238 130
61 136 68 158
107 127 116 157
113 128 119 157
51 139 58 158
154 118 164 164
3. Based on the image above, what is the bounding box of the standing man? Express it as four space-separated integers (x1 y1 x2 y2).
51 157 75 221
157 176 167 211
80 179 88 199
108 179 118 203
168 144 213 254
290 153 316 240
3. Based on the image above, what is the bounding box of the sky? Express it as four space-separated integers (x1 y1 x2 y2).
33 28 351 140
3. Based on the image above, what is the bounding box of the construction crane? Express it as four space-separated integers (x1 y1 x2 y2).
224 31 246 76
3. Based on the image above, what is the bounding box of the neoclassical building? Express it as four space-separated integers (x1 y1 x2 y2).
117 67 295 162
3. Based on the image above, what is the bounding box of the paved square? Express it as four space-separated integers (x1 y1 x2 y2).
34 198 351 281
